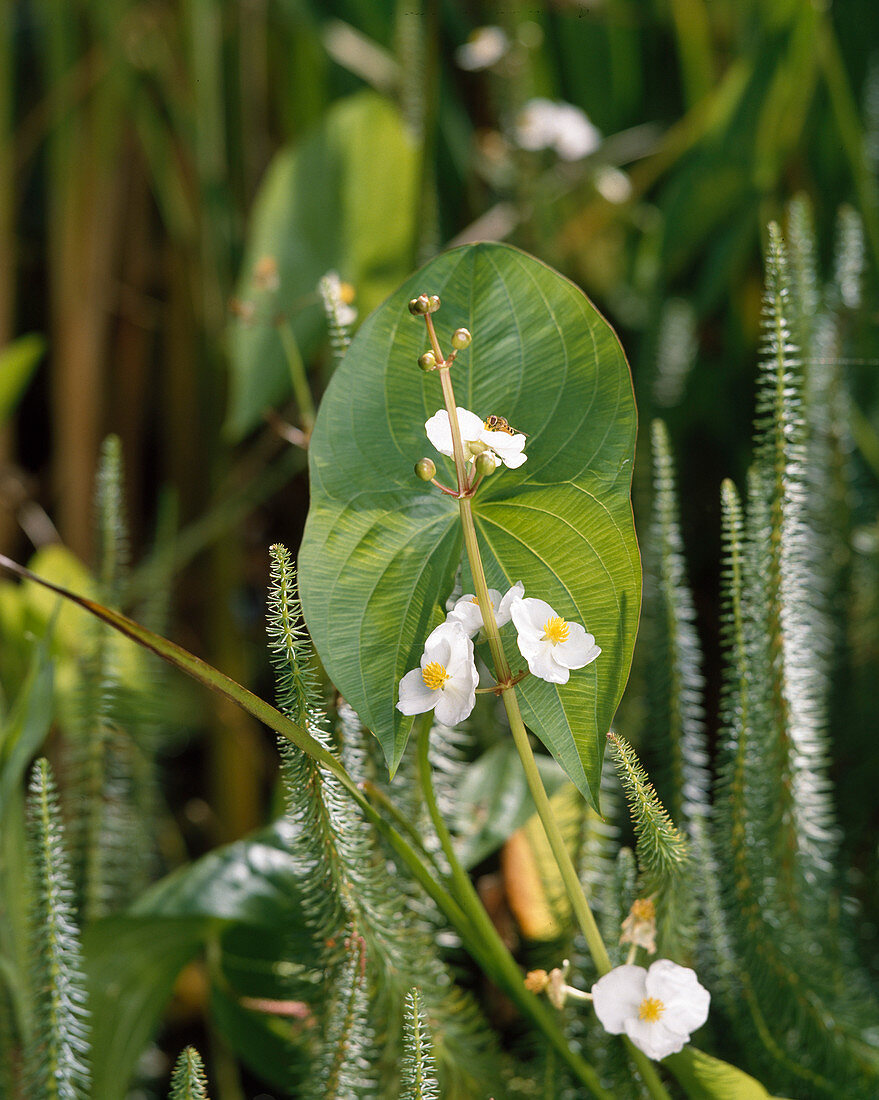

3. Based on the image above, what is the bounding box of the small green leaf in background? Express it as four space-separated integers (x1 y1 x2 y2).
451 740 568 870
300 243 640 807
664 1045 789 1099
0 641 54 824
84 917 206 1100
131 820 315 957
226 91 420 439
0 334 44 424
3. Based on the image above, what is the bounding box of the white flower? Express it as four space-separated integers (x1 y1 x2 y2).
396 621 478 727
425 407 527 469
447 581 525 637
455 26 509 71
591 960 710 1060
515 98 601 161
480 420 527 468
319 270 357 327
510 597 600 685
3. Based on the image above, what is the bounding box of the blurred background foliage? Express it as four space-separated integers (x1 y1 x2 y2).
1 0 879 1094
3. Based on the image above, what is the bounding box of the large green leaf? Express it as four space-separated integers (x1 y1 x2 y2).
664 1046 787 1099
227 90 419 439
299 243 640 806
131 820 315 956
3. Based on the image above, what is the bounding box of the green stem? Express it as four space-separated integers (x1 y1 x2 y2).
416 716 614 1100
360 778 445 878
277 318 315 433
432 322 672 1100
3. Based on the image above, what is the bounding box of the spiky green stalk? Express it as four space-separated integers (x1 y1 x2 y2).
606 733 688 879
168 1046 209 1100
401 989 440 1100
25 758 90 1100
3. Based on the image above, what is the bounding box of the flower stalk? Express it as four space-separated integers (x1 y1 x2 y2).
417 302 673 1100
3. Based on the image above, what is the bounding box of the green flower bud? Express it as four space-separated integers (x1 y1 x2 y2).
408 294 431 315
451 327 472 350
415 458 436 481
474 451 498 478
427 294 441 313
418 351 437 371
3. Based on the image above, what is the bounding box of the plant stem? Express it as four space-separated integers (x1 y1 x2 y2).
277 318 315 434
430 319 673 1100
415 717 614 1100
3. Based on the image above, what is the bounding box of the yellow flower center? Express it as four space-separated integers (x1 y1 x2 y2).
631 898 656 921
422 662 450 691
639 997 665 1023
542 616 570 645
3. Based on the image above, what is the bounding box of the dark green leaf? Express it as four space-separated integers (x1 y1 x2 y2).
132 820 315 955
452 740 568 869
0 641 54 825
665 1046 787 1100
84 917 205 1100
300 243 640 805
0 334 45 424
209 982 310 1094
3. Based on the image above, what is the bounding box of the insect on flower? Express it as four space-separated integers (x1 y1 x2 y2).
483 414 528 437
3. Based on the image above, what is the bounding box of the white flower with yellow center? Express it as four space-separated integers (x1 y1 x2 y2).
446 581 525 637
396 621 478 727
510 597 600 684
424 408 527 469
591 960 710 1061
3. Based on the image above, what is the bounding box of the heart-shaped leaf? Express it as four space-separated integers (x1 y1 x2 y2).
300 243 639 806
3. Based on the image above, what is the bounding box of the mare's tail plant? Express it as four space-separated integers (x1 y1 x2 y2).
168 1047 209 1100
267 543 500 1098
25 757 90 1099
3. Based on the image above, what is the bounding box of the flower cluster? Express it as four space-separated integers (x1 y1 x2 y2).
515 98 601 161
425 406 527 470
397 582 601 725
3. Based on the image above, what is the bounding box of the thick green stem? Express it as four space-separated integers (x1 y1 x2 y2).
431 322 672 1100
277 318 315 433
416 717 614 1100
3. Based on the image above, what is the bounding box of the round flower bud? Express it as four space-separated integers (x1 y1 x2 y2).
451 327 472 350
415 458 436 481
408 294 431 315
474 451 498 478
427 294 441 313
418 351 437 371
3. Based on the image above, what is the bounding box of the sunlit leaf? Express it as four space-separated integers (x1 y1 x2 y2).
665 1046 787 1099
227 91 419 439
0 334 44 424
299 243 640 806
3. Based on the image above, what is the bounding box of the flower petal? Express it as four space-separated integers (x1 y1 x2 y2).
446 594 484 637
396 668 437 715
456 407 487 441
499 448 527 469
511 596 557 638
533 646 570 684
424 410 454 457
553 623 601 670
434 680 476 726
646 960 710 1034
496 581 525 627
591 965 647 1035
482 430 527 468
623 1016 688 1061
